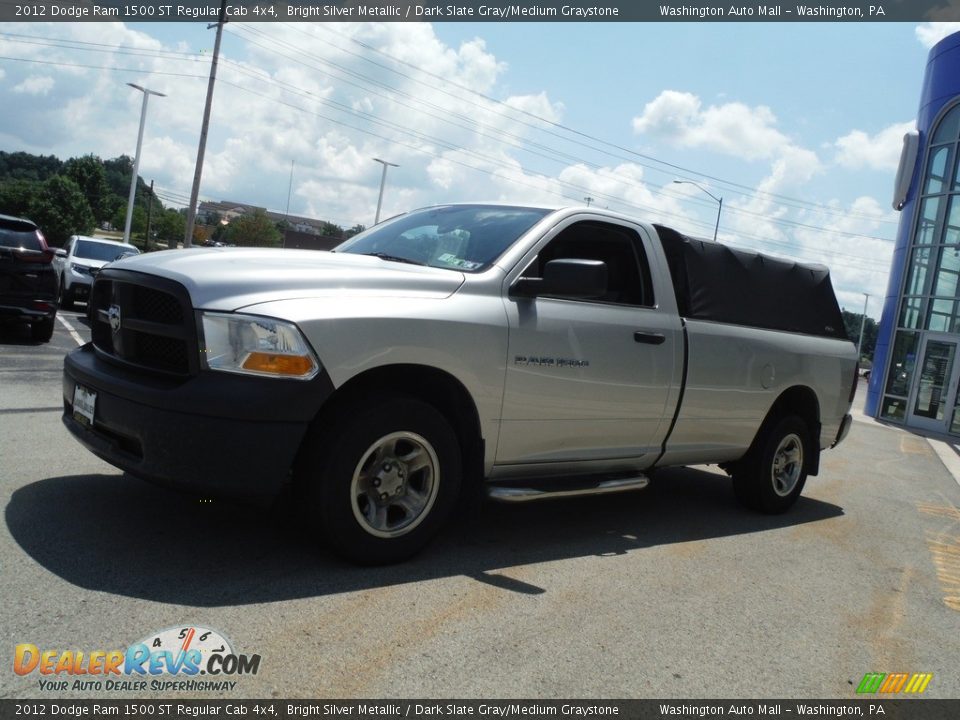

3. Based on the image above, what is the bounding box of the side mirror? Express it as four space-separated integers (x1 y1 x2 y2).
55 248 67 258
511 259 608 299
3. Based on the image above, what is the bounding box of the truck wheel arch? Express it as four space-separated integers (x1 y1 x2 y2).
298 364 485 490
756 385 822 477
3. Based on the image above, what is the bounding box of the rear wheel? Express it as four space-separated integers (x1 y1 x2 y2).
296 395 462 564
59 279 73 310
30 317 55 343
733 415 810 514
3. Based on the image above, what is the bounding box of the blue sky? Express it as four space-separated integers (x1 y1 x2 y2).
2 20 960 316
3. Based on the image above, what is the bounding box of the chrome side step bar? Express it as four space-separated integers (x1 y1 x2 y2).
486 475 649 503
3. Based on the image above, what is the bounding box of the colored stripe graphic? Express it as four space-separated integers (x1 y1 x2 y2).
904 673 933 694
879 673 909 693
857 672 933 694
856 673 885 694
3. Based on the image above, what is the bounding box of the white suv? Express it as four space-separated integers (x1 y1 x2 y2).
55 236 139 309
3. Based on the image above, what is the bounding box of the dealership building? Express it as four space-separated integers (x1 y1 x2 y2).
867 31 960 435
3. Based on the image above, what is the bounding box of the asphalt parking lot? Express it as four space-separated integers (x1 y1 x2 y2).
2 311 959 700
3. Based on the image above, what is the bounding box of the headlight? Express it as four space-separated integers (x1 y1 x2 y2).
70 263 92 275
199 312 320 380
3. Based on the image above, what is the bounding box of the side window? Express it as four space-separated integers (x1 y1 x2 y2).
521 221 654 307
63 238 73 255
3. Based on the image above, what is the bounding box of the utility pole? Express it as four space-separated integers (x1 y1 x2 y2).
857 293 871 360
373 157 398 225
144 180 154 252
182 0 228 249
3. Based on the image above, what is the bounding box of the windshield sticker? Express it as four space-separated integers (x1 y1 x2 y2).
437 253 482 270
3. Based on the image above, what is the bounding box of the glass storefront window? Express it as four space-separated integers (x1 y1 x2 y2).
933 103 960 144
915 196 942 245
899 297 924 328
945 195 960 245
927 298 957 331
933 245 960 296
925 145 952 194
885 331 919 397
905 246 933 295
881 396 907 422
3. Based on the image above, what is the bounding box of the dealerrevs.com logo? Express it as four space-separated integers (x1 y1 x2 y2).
14 626 261 693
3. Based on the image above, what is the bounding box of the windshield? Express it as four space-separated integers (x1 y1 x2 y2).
75 240 139 262
336 205 551 272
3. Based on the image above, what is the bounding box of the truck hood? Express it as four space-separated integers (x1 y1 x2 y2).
115 248 466 310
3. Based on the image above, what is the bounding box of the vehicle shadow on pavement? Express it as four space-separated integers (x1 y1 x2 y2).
6 467 843 606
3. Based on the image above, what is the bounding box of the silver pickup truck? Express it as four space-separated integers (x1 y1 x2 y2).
63 204 857 563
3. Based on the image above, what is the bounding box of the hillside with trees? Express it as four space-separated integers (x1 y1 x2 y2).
0 150 166 247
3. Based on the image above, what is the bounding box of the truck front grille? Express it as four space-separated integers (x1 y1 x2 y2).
88 269 197 376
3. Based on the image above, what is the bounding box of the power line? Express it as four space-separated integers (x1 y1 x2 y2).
221 24 894 244
304 22 899 227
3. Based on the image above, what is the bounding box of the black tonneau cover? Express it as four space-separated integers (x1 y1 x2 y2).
654 225 847 340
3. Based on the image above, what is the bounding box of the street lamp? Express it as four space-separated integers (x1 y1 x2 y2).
673 180 723 242
857 293 871 360
124 83 165 245
373 157 398 225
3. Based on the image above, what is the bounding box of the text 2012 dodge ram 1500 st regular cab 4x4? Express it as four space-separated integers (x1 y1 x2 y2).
63 204 857 564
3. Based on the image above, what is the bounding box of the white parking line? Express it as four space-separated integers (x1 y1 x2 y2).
57 314 85 346
927 439 960 490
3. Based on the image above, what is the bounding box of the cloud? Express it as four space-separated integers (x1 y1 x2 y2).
916 23 960 48
632 90 792 161
13 76 54 95
504 92 564 124
834 121 915 171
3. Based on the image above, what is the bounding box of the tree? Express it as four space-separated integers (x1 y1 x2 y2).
842 309 878 362
345 223 366 239
111 204 146 239
320 221 344 238
154 208 185 246
27 176 95 246
63 155 110 222
0 179 38 218
0 151 62 182
222 209 282 247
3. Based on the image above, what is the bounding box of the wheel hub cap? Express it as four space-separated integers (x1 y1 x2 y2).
350 431 440 539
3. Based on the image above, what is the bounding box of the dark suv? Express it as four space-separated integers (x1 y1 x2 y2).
0 214 58 342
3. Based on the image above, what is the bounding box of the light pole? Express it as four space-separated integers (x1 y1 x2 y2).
373 157 398 225
673 180 723 242
124 83 165 245
857 293 871 360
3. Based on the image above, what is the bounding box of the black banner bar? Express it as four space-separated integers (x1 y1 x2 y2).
1 700 959 720
1 0 959 23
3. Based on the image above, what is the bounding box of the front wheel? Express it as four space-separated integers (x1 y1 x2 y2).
296 395 462 565
733 415 810 514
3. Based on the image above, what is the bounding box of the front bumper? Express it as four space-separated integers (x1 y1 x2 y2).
62 343 334 501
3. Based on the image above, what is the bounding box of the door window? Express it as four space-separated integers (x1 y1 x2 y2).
521 221 654 307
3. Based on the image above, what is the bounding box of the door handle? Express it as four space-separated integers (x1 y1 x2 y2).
634 331 666 345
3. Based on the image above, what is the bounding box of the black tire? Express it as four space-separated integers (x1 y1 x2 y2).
30 317 55 343
295 395 462 565
60 280 73 310
733 414 810 514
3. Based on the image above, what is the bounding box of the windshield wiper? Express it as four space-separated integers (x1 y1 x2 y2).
360 252 426 266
